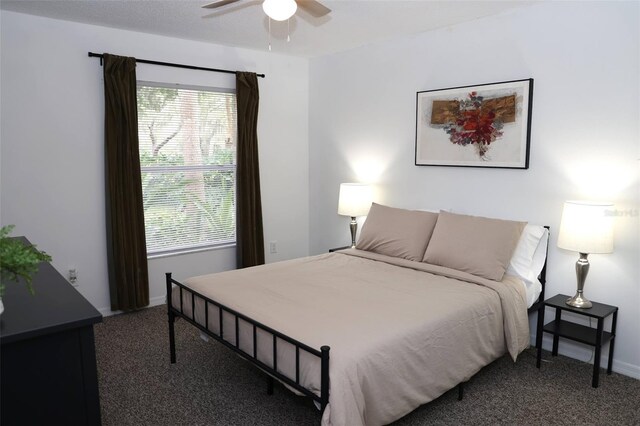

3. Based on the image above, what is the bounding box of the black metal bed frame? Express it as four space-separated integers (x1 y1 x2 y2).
166 273 330 412
166 229 548 415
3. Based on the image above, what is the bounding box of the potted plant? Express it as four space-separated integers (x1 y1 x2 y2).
0 225 52 314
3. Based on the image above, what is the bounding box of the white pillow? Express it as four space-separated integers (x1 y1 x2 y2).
531 228 549 282
506 225 548 305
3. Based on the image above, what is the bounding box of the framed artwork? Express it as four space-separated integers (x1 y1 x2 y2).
415 78 533 169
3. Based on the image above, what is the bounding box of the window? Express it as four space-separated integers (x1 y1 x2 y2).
137 82 237 256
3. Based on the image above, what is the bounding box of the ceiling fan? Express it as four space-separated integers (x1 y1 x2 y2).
202 0 332 21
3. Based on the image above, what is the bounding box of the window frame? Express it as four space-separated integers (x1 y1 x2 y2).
137 80 237 258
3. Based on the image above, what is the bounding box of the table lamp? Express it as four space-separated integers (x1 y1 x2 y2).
557 200 614 308
338 183 372 248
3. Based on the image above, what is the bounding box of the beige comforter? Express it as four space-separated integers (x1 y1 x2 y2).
172 249 530 426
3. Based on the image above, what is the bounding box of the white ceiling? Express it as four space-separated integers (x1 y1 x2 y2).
0 0 535 57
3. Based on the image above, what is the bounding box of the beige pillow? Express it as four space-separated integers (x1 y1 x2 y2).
422 211 526 281
357 203 439 261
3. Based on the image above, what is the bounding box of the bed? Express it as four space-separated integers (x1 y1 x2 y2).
166 206 549 426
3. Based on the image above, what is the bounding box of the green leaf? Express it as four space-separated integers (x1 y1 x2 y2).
0 225 52 296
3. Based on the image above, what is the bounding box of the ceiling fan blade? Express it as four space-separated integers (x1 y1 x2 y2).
296 0 331 17
202 0 241 9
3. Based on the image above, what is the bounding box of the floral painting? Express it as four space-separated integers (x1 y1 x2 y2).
415 79 533 169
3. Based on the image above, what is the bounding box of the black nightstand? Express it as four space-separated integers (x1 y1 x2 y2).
536 294 618 388
329 246 350 252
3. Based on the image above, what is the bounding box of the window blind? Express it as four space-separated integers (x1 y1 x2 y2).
137 83 237 255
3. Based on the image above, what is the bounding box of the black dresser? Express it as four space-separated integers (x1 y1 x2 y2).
0 245 103 425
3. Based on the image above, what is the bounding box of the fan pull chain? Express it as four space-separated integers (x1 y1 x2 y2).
268 17 272 51
287 18 291 42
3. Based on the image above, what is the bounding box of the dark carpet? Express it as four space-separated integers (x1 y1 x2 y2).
94 306 640 425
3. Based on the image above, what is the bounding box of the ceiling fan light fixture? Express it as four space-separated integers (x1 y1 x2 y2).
262 0 297 21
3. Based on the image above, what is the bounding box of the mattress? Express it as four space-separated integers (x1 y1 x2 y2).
171 249 530 426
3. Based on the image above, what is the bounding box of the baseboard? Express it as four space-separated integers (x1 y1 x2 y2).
530 333 640 380
97 295 166 317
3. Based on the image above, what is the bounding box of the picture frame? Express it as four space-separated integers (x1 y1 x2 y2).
415 78 533 169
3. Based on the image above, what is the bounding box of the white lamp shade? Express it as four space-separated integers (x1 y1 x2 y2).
557 201 614 254
262 0 297 21
338 183 372 217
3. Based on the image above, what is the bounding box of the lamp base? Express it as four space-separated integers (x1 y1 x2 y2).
566 292 592 309
349 217 357 249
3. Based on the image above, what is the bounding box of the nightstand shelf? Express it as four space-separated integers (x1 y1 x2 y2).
542 320 613 347
536 294 618 388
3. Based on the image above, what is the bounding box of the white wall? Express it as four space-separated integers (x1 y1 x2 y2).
309 2 640 377
0 11 310 314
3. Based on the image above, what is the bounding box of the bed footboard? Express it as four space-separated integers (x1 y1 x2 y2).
165 273 330 412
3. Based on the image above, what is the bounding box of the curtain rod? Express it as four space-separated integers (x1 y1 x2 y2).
87 52 265 78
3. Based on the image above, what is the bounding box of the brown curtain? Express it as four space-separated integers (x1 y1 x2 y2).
236 72 265 268
103 53 149 311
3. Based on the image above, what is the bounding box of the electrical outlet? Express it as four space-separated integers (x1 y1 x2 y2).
68 268 78 287
269 241 278 254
